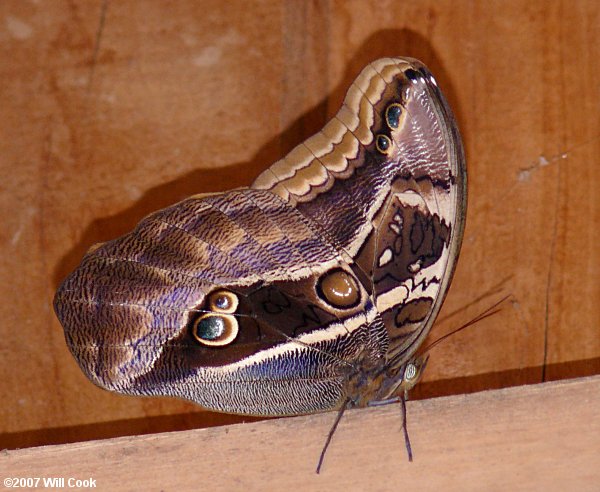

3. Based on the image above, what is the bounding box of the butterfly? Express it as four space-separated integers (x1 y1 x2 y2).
54 57 466 468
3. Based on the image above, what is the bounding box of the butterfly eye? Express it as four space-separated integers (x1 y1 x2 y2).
375 134 393 155
192 314 238 346
317 269 360 309
385 103 403 129
404 362 418 382
208 290 238 313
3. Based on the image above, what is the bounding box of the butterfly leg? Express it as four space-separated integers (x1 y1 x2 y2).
400 393 413 462
367 395 413 461
316 398 350 474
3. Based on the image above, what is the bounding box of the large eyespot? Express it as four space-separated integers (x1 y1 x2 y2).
192 313 238 346
375 134 393 155
317 269 360 309
385 103 403 129
208 290 238 313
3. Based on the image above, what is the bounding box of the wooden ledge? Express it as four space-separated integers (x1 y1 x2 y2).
3 376 599 490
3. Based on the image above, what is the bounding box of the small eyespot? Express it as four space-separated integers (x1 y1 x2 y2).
192 314 238 346
385 103 403 129
375 134 393 155
208 290 238 314
317 269 360 309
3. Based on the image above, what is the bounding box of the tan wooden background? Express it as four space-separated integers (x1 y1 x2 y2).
4 377 599 490
1 0 598 450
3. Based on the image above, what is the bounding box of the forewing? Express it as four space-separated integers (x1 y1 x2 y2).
253 58 466 367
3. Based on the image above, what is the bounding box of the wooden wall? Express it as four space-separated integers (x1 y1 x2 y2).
1 0 598 449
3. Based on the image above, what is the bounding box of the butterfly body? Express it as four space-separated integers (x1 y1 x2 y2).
54 58 466 418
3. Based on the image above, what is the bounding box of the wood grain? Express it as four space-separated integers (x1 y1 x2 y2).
0 0 598 447
2 376 599 491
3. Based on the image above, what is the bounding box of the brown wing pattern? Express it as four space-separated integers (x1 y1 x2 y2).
253 58 466 368
54 58 465 415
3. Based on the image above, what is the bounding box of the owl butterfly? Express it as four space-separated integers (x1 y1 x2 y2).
54 57 466 470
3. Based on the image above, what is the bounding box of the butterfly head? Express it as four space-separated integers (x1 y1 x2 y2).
397 354 429 394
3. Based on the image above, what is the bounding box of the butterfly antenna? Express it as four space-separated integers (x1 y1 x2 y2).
418 295 511 356
316 399 350 474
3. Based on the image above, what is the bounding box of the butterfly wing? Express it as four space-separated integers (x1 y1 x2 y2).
54 187 388 415
253 58 466 368
54 58 465 415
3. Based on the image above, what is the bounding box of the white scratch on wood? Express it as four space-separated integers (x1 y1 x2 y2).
5 16 33 40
